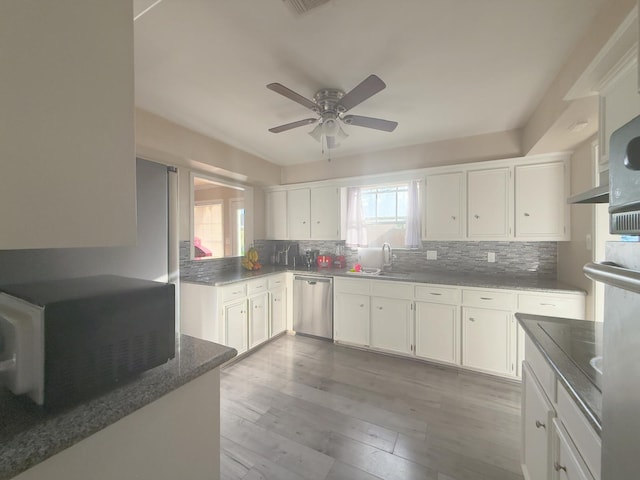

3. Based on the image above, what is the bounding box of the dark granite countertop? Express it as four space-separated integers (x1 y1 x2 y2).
0 334 236 480
182 265 585 294
516 313 602 433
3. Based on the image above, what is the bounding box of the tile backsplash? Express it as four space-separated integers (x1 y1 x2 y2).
181 239 557 281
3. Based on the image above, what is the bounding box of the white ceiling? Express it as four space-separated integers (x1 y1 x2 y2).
133 0 606 166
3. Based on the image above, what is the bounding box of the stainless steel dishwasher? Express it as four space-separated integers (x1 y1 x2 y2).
293 275 333 340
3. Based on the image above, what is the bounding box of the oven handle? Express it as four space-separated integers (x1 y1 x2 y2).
584 261 640 294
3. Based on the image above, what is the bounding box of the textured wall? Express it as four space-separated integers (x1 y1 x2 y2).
181 239 557 281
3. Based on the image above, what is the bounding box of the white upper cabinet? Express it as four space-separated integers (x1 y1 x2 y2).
515 162 568 240
424 172 464 240
0 1 136 249
265 190 287 240
467 167 511 239
274 186 340 240
310 186 340 240
287 189 311 240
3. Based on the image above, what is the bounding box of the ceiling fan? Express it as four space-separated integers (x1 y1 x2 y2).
267 74 398 150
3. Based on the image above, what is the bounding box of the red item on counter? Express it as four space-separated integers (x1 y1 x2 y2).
317 255 332 268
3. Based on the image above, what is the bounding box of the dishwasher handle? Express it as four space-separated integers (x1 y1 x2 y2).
294 276 332 285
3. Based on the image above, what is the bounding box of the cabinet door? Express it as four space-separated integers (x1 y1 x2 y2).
415 302 459 364
271 288 287 337
265 191 287 240
370 297 412 355
552 419 596 480
249 293 269 348
1 1 136 249
515 162 567 239
424 172 464 239
467 168 510 239
310 186 340 240
462 307 515 376
287 189 311 240
225 300 248 354
334 293 370 346
522 362 555 480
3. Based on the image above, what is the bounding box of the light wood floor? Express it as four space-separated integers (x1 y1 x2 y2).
220 334 524 480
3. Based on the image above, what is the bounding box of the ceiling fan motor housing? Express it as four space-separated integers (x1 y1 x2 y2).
314 89 345 115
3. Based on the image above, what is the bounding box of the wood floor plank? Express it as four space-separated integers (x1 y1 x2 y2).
220 436 309 480
324 460 384 480
221 411 335 480
224 361 428 440
220 335 524 480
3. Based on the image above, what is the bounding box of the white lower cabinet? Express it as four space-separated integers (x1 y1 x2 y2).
370 297 413 355
522 362 555 480
552 418 596 480
181 273 290 357
332 279 583 380
522 334 601 480
415 302 459 364
334 292 370 347
224 300 248 355
462 307 515 376
270 288 287 337
249 293 269 349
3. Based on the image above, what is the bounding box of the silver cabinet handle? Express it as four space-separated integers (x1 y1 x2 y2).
430 292 442 296
232 291 242 295
360 304 365 307
540 303 556 307
535 420 545 429
451 216 456 220
554 462 567 473
273 298 279 302
316 221 320 224
468 317 475 322
474 214 480 219
480 297 492 300
524 212 530 217
377 306 383 310
240 310 245 314
302 221 307 224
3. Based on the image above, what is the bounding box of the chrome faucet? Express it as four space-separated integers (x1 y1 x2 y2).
382 243 392 269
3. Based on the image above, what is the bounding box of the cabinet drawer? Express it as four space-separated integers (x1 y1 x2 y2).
334 277 371 295
556 383 601 480
462 289 515 310
518 293 585 319
415 285 461 304
221 282 247 302
247 278 268 296
525 336 556 403
268 274 287 290
370 281 413 300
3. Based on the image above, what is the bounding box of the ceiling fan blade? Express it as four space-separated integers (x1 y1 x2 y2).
339 74 386 112
267 83 317 111
342 114 398 132
269 118 317 133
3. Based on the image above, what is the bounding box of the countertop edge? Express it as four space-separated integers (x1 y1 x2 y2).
181 267 586 295
516 313 602 434
0 335 237 480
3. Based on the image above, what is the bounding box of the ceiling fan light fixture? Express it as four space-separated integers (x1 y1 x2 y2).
322 117 339 137
309 123 323 142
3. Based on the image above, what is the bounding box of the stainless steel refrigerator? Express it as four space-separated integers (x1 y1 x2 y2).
583 114 640 480
585 243 640 480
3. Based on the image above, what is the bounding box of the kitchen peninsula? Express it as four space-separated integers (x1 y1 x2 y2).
0 335 236 480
